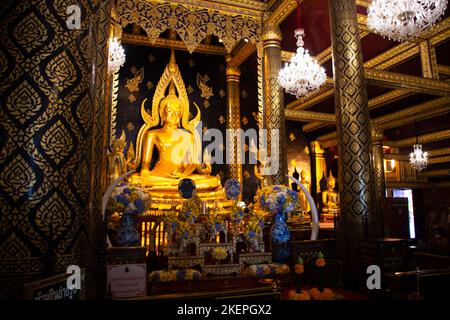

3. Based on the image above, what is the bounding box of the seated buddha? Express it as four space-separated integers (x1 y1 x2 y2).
128 51 221 197
321 171 340 222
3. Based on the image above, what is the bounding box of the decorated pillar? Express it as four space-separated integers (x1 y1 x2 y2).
225 61 243 187
0 1 112 298
329 0 376 284
262 23 288 186
371 125 385 237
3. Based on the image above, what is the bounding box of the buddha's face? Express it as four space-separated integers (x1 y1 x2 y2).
328 179 335 189
162 100 182 127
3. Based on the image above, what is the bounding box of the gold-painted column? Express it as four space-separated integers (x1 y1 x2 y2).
225 62 243 187
371 125 385 237
0 1 112 298
329 0 376 283
262 23 288 186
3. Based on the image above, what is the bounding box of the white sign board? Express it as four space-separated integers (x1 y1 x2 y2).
107 264 146 298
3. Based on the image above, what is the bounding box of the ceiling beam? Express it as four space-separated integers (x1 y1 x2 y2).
418 169 450 177
365 69 450 96
265 0 298 26
438 65 450 76
228 42 257 66
121 33 227 55
302 89 412 132
428 155 450 165
387 129 450 147
285 109 336 123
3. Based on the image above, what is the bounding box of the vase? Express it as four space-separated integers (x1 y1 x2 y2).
116 214 139 247
270 212 291 263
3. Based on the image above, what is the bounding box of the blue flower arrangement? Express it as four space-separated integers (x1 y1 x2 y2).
224 179 241 200
259 185 298 215
108 183 151 215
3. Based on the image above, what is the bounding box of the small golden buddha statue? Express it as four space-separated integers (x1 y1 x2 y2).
128 51 221 198
299 170 311 213
107 131 127 186
321 171 340 222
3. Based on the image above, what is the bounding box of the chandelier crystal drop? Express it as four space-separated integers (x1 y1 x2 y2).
367 0 448 41
409 144 429 172
278 29 327 98
108 38 126 74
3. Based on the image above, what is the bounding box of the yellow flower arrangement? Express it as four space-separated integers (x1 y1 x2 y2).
211 247 228 260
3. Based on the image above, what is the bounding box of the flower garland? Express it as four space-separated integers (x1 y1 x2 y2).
259 185 298 215
211 247 228 260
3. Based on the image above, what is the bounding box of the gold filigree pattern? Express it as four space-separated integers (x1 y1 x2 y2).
35 192 71 237
45 50 78 93
6 80 42 125
40 119 74 166
0 233 32 259
330 0 375 219
117 0 261 53
12 11 49 54
0 153 36 202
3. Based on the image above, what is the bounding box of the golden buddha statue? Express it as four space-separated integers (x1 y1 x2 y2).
299 170 311 213
107 131 127 186
128 51 222 201
321 171 340 222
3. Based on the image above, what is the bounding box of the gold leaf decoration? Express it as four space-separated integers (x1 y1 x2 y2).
13 11 48 53
125 67 144 93
289 133 296 141
219 89 225 98
219 115 225 124
35 192 71 237
45 50 77 93
128 94 136 103
241 90 248 98
146 80 154 90
40 119 74 165
203 100 210 108
197 73 214 100
117 0 261 53
0 233 32 259
188 59 195 67
187 85 194 94
127 122 135 132
148 54 156 63
6 80 42 125
0 153 36 202
242 116 249 125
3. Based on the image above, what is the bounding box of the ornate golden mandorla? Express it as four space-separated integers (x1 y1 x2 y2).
128 51 232 209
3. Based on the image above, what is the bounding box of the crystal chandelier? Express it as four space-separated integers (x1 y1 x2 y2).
410 144 428 172
108 38 126 74
278 28 327 98
367 0 448 41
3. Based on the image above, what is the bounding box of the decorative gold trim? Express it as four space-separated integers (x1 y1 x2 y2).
265 0 299 26
365 69 450 96
118 0 262 53
387 129 450 147
420 40 439 79
428 155 450 165
121 33 227 55
355 0 371 7
437 64 450 76
284 109 336 123
418 169 450 177
374 97 450 128
162 0 267 17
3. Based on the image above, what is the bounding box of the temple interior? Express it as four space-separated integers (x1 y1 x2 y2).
1 0 450 302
